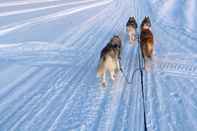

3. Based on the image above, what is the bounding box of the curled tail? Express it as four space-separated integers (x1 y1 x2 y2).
97 57 105 77
146 39 153 58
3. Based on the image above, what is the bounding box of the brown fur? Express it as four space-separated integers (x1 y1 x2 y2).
140 29 153 59
97 36 122 87
140 16 154 71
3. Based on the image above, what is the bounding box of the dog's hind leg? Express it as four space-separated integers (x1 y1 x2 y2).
98 67 107 87
110 70 116 81
115 59 120 74
144 57 151 72
101 72 107 87
97 59 107 87
107 59 116 81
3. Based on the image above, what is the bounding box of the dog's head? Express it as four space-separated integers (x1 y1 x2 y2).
127 16 137 29
110 35 121 48
141 16 151 30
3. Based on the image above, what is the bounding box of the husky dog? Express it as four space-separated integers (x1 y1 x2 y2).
126 16 138 45
140 16 154 71
97 35 122 87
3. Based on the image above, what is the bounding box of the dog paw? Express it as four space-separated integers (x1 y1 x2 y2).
102 82 107 87
111 76 115 81
145 64 151 72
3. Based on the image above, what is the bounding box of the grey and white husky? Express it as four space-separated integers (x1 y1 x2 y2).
126 16 138 45
97 35 122 87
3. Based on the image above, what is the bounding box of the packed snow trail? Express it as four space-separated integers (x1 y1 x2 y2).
0 0 197 131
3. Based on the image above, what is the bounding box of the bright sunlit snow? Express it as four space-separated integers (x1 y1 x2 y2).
0 0 197 131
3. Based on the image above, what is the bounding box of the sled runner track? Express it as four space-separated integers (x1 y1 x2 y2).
7 69 77 131
0 68 65 131
82 2 137 130
0 4 112 62
0 0 197 130
0 67 40 99
153 22 196 54
66 4 114 50
111 46 139 131
144 73 162 131
137 0 196 54
116 1 144 130
0 0 102 29
12 1 124 130
0 0 100 17
0 67 62 116
95 5 138 131
0 0 64 7
0 0 113 36
57 1 127 130
46 57 97 131
153 58 197 78
144 72 191 131
69 2 122 66
110 1 141 129
13 68 74 130
157 75 197 131
55 4 112 46
0 1 112 65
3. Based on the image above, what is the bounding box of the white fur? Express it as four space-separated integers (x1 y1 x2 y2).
97 55 120 87
127 26 136 45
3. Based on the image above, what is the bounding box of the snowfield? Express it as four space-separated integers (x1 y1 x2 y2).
0 0 197 131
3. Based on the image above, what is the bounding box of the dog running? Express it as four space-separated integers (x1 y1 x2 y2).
140 16 154 71
126 16 138 45
97 35 122 87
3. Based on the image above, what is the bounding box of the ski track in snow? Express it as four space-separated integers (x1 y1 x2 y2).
0 0 197 131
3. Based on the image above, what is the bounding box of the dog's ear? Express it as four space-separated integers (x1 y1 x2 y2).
147 16 150 20
143 16 146 22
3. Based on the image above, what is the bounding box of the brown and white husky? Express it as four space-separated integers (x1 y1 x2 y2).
126 16 138 45
140 16 154 71
97 35 122 87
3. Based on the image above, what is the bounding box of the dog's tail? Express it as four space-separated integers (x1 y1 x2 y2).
146 39 153 58
97 57 105 77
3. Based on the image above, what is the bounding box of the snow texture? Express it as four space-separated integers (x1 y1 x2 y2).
0 0 197 131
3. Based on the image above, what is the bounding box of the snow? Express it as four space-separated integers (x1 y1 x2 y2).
0 0 197 131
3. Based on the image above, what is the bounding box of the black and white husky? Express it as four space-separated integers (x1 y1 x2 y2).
97 35 122 87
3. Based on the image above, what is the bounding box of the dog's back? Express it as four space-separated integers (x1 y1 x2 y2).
140 29 153 58
97 43 118 74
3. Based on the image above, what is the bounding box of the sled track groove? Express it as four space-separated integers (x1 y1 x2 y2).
154 59 197 77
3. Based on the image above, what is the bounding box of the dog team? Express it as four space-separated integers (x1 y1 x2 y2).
97 16 154 87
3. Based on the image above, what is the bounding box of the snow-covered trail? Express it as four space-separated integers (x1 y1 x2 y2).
0 0 197 131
